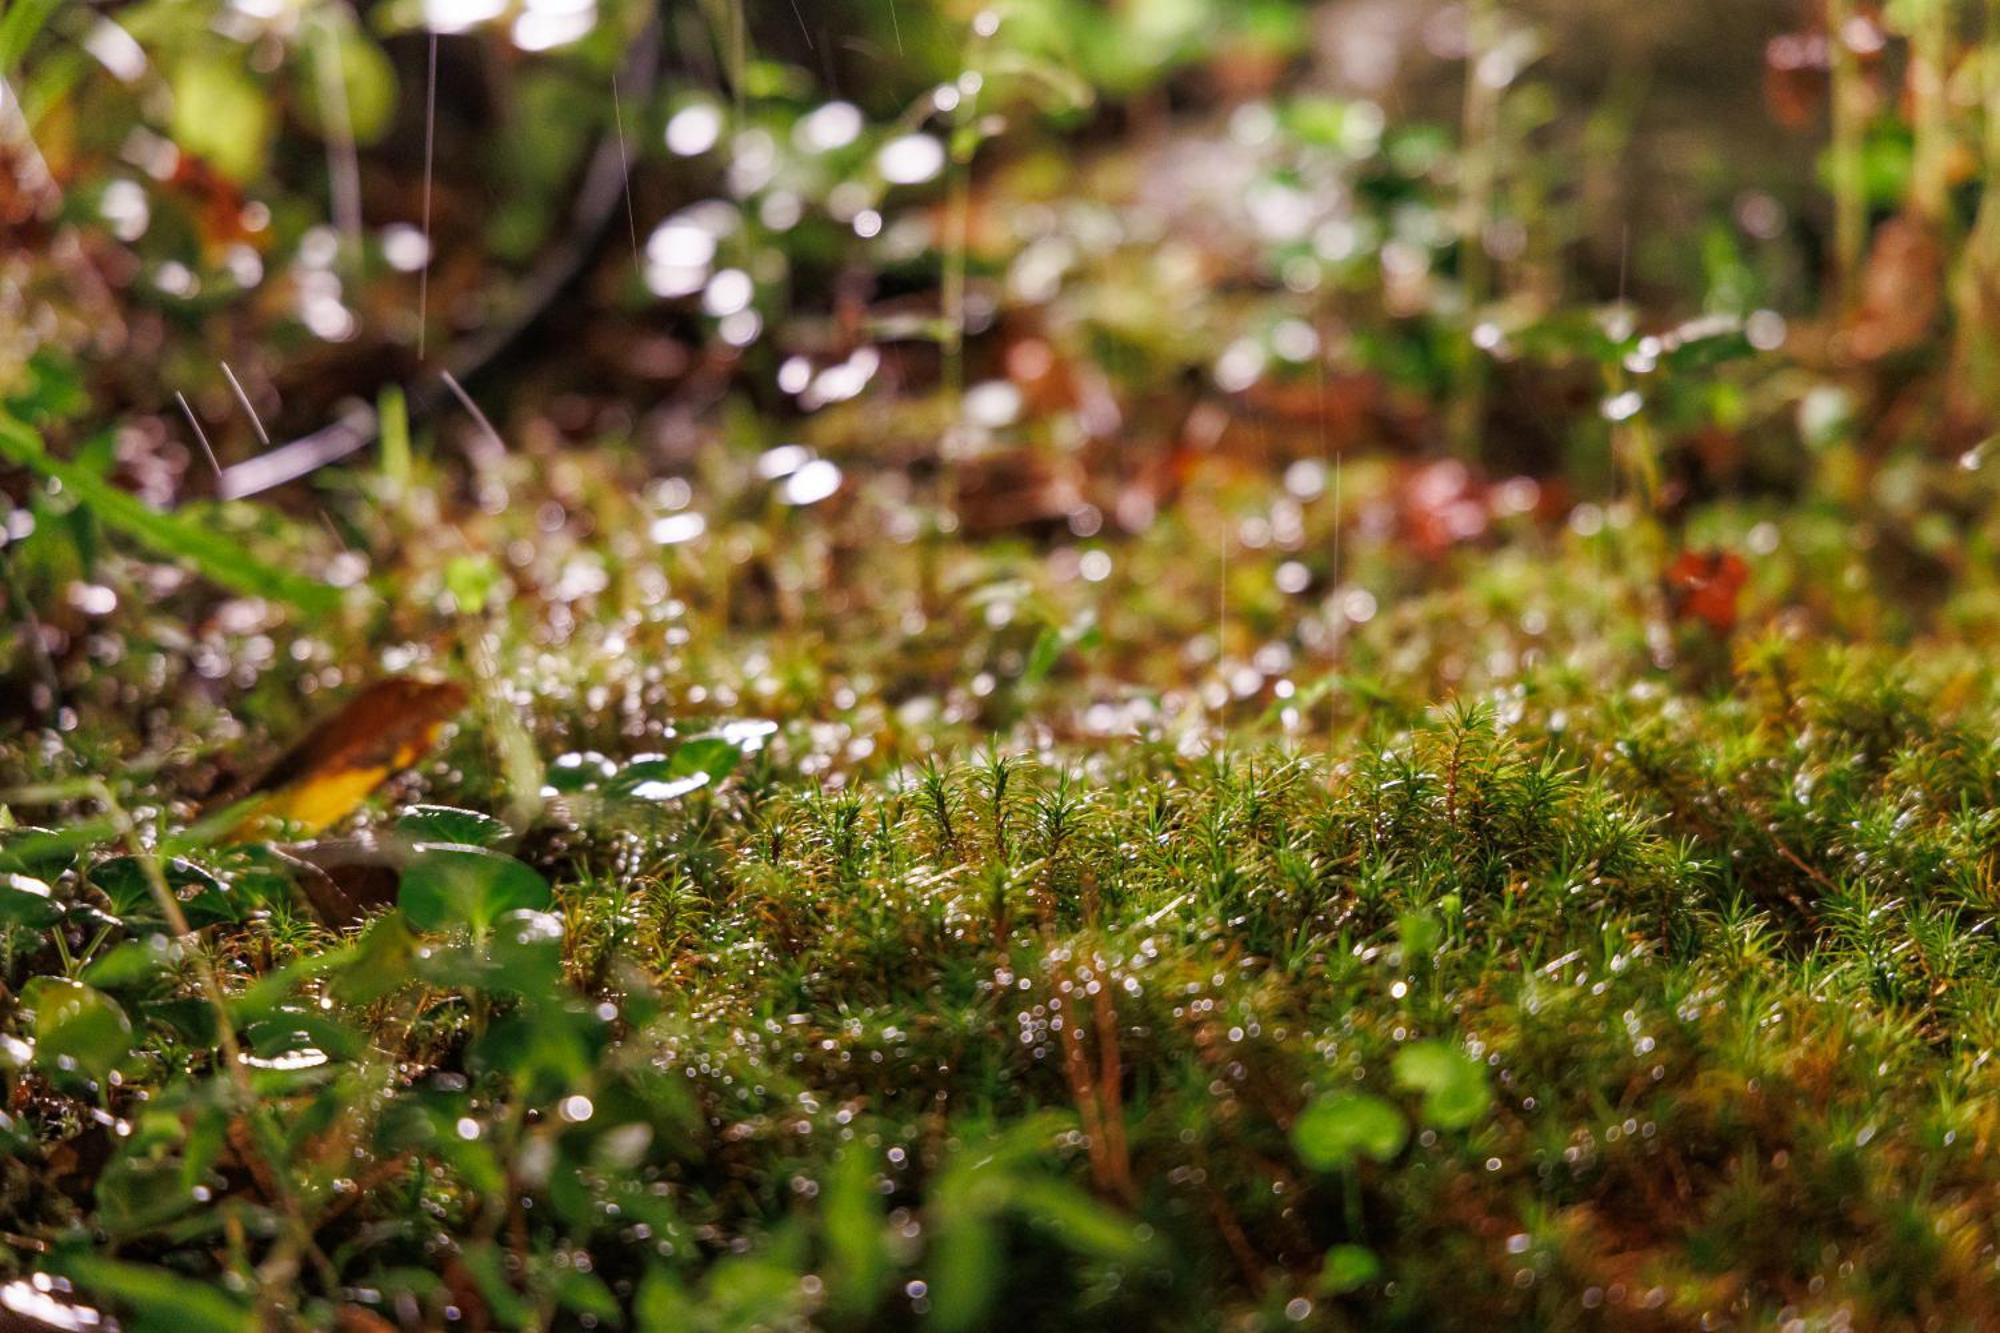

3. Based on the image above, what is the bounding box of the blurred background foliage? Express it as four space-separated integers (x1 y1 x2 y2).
8 0 2000 1329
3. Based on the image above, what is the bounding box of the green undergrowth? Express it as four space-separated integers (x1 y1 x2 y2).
5 627 2000 1330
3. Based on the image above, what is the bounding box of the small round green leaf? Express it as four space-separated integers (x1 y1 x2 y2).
666 737 743 784
1292 1092 1406 1170
1319 1244 1382 1294
23 977 132 1086
608 763 711 803
396 805 512 848
170 54 272 183
1397 910 1443 961
1391 1041 1493 1130
399 844 550 933
544 751 616 794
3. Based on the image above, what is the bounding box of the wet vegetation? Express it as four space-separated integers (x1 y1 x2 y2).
6 0 2000 1328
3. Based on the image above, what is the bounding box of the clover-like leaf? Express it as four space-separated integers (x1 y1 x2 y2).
395 804 512 848
1319 1244 1382 1294
398 844 549 934
0 825 81 878
1391 1040 1493 1130
1292 1092 1407 1170
0 872 61 928
23 977 132 1087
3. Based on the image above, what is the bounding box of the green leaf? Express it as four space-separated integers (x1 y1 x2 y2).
635 1269 696 1328
0 872 61 928
607 764 710 803
96 1154 207 1234
169 53 272 183
667 737 744 785
1024 626 1065 687
929 1212 1001 1333
23 977 132 1086
0 413 341 616
1291 1092 1406 1170
425 907 567 995
444 554 500 615
61 1254 257 1333
554 1269 621 1323
459 1242 534 1328
330 911 418 1004
91 857 235 929
0 824 86 878
1013 1177 1151 1260
395 804 512 847
1020 615 1101 689
1397 910 1443 961
0 0 63 78
608 738 740 801
301 18 398 147
399 844 550 934
5 347 90 428
486 909 565 982
1318 1244 1381 1294
823 1146 889 1316
82 936 183 990
378 384 412 491
545 750 617 793
467 1005 591 1089
1390 1041 1493 1130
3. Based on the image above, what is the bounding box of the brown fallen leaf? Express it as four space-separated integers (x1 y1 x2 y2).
1665 548 1751 635
1847 216 1943 361
216 677 468 843
268 836 408 928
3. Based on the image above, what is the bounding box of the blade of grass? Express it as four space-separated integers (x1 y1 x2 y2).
0 0 63 78
0 409 343 617
378 383 412 493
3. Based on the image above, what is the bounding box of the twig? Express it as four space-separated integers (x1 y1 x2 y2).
1090 965 1133 1202
441 369 505 453
215 16 663 499
419 30 438 362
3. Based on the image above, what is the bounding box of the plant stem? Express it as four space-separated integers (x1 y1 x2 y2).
1828 0 1868 310
1908 0 1952 230
1452 0 1501 460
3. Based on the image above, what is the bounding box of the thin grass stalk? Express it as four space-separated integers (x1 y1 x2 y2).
1451 0 1501 460
1829 0 1869 309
